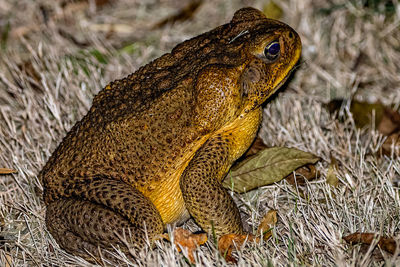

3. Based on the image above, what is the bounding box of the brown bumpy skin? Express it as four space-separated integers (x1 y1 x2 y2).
40 7 302 261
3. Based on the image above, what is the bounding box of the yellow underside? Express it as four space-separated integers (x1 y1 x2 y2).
144 134 210 225
142 108 262 225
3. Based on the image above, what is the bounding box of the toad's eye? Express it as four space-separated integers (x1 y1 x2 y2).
264 41 280 61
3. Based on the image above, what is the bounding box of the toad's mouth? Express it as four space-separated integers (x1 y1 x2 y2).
249 62 301 110
272 63 298 93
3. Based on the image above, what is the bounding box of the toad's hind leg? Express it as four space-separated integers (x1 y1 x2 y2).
45 178 164 261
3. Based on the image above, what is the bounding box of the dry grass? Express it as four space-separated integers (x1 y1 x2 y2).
1 0 400 266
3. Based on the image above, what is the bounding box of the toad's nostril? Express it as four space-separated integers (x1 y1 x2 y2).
288 32 294 39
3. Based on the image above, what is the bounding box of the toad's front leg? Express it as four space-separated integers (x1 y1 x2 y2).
180 108 262 237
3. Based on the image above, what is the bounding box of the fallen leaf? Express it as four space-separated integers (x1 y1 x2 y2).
58 28 90 47
218 234 257 263
350 100 386 129
242 137 268 158
17 60 43 92
378 108 400 135
285 163 319 185
326 156 339 187
152 0 203 29
61 0 110 10
326 99 384 128
381 132 400 156
223 147 320 193
0 252 12 267
344 232 398 254
263 1 283 20
165 228 207 263
326 99 400 134
1 21 10 50
258 210 278 241
0 168 17 175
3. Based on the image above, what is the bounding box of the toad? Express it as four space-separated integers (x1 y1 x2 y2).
40 7 301 261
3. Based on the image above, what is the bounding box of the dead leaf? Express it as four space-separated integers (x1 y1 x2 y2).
381 132 400 156
0 216 4 230
263 1 283 20
326 99 400 134
0 252 12 267
152 0 203 29
326 156 339 187
218 234 257 263
344 232 398 254
58 28 90 47
258 210 278 241
350 100 386 129
17 60 43 92
378 108 400 135
61 0 110 10
285 163 319 185
326 99 384 128
223 147 320 193
0 168 17 175
218 211 277 263
242 137 268 158
165 228 207 263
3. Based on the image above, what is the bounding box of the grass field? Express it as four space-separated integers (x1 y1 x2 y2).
1 0 399 266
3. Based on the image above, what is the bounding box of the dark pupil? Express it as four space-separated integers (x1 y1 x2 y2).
268 42 280 55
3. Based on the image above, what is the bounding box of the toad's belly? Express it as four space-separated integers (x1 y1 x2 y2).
140 134 210 225
148 175 191 225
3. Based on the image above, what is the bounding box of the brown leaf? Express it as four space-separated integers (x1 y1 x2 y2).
218 211 278 263
381 132 400 156
218 234 257 263
61 0 110 9
0 168 17 175
17 60 43 92
326 99 400 135
378 108 400 135
350 101 386 129
0 252 12 267
152 0 203 29
326 156 339 187
242 137 269 158
258 210 278 241
344 232 398 254
58 28 90 47
169 228 207 263
285 164 319 185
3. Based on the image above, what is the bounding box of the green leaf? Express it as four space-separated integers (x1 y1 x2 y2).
1 21 10 51
89 49 108 64
223 147 320 193
262 1 283 20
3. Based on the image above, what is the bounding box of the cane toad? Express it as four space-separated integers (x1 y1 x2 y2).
40 7 301 260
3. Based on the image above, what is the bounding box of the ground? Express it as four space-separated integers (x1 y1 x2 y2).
0 0 399 266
